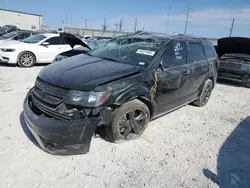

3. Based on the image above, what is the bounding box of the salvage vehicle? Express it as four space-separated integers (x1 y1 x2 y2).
217 37 250 88
53 33 111 63
0 30 43 44
23 32 218 155
0 25 19 36
0 33 71 67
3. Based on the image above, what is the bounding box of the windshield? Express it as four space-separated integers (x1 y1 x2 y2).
22 34 46 43
89 36 165 66
2 31 19 39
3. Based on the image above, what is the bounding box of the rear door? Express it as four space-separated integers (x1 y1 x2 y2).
155 39 192 114
187 41 210 98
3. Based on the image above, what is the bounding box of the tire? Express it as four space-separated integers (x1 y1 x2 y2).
193 79 213 107
105 99 150 143
17 52 36 67
243 82 250 88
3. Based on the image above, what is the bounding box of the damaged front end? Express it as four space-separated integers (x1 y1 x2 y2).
23 78 112 155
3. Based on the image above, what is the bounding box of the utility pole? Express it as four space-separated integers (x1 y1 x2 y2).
102 18 108 31
134 18 138 32
115 18 123 32
143 25 145 31
65 13 68 28
85 18 88 29
229 18 235 37
166 5 171 34
184 3 191 35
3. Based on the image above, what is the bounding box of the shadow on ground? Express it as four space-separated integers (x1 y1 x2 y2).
217 79 242 88
19 111 40 148
0 63 50 67
203 116 250 188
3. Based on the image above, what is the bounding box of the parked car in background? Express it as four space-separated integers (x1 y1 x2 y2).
23 32 218 155
0 30 43 44
0 25 19 36
0 33 71 67
53 33 111 63
217 37 250 88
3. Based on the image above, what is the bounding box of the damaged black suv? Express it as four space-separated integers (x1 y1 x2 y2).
23 32 218 155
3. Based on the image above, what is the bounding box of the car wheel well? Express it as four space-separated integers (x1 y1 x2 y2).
209 76 215 88
137 97 153 119
17 51 37 62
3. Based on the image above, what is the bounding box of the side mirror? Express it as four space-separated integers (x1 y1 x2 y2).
42 42 49 46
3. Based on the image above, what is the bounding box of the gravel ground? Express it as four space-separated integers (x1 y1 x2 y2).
0 65 249 188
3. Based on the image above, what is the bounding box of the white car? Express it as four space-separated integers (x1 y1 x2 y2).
0 33 72 67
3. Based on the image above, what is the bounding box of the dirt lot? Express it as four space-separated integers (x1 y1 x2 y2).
0 65 249 188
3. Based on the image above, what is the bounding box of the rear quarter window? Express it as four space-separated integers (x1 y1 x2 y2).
203 43 217 59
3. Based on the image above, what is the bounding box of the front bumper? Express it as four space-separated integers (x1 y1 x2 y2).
0 52 18 64
23 91 103 155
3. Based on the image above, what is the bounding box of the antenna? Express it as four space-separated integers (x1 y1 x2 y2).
184 3 191 35
229 18 235 37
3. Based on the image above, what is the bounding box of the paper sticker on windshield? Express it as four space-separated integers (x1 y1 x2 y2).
136 49 155 56
139 62 145 66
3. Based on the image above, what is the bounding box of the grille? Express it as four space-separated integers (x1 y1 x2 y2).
220 61 241 69
35 78 68 96
34 78 69 106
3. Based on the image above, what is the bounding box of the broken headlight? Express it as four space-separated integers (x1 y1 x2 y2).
65 90 110 107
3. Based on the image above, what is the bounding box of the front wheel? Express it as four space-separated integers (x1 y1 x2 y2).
105 99 150 143
193 79 213 107
243 82 250 88
17 52 36 67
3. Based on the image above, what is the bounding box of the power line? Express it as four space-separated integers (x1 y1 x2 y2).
229 18 235 37
184 3 191 35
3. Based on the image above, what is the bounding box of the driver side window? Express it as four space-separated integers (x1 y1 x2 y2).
162 40 187 68
44 37 61 45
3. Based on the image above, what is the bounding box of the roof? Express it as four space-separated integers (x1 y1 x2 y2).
42 33 59 37
127 32 207 41
0 8 41 17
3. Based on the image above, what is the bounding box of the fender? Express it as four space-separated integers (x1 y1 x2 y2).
114 86 157 117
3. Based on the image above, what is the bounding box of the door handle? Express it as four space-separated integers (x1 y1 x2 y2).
182 70 190 75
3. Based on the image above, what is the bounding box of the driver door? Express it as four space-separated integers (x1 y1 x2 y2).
37 36 71 63
155 40 192 114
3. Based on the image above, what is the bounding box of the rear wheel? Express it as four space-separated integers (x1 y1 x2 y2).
193 79 213 107
105 99 150 143
18 52 36 67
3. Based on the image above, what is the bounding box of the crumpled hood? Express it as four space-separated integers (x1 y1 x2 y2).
217 37 250 56
60 32 91 50
38 54 143 91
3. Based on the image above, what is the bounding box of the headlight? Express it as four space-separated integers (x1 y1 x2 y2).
52 55 67 63
66 90 110 107
0 48 15 52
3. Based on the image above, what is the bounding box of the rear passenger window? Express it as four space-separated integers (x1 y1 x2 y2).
203 44 217 59
189 43 206 63
162 40 187 68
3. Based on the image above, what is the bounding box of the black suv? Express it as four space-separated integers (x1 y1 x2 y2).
23 32 218 155
217 37 250 88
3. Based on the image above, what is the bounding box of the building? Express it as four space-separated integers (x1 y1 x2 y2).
0 8 42 30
